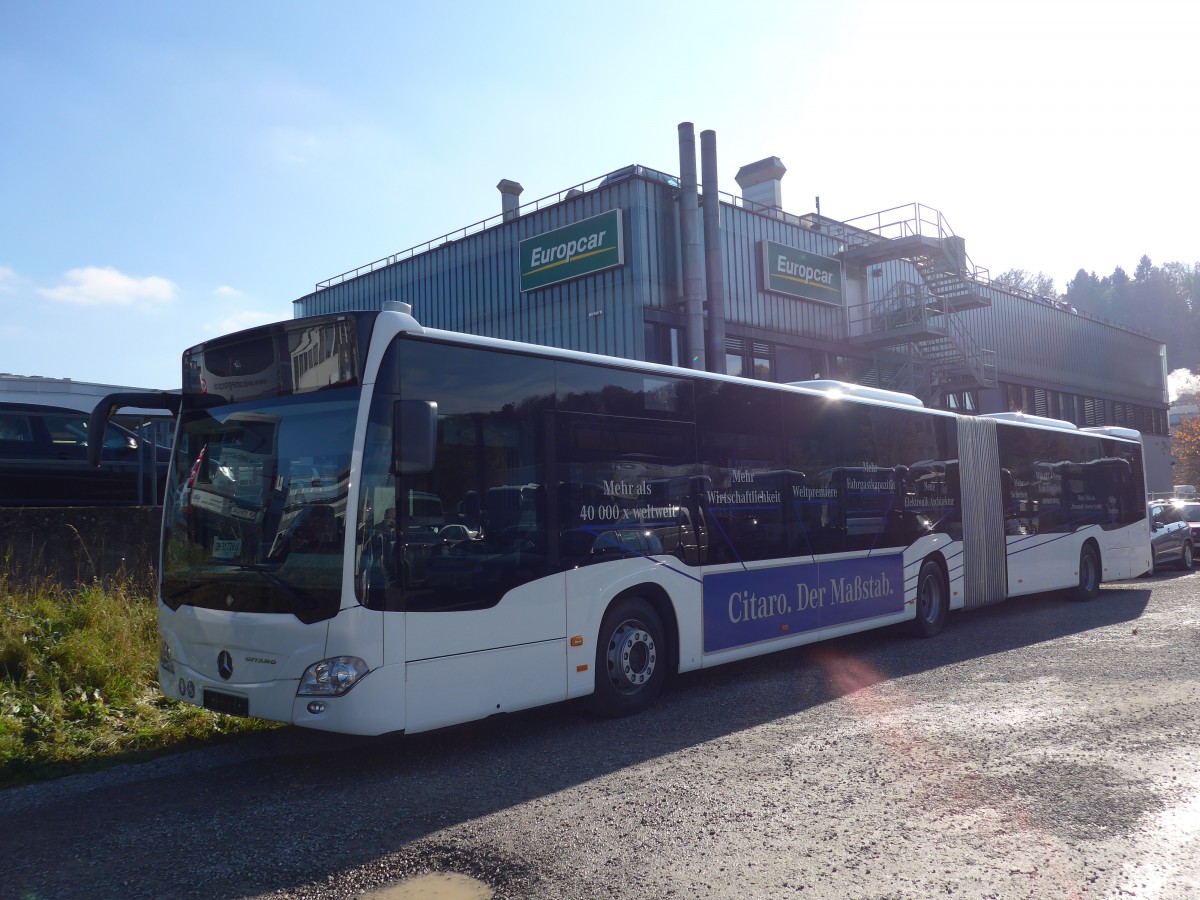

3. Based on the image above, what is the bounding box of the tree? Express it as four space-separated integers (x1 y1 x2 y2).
1174 414 1200 487
1100 265 1132 323
1064 269 1104 314
994 268 1056 298
1162 262 1200 371
1062 258 1200 372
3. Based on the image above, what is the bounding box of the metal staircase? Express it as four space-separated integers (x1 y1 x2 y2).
824 204 996 405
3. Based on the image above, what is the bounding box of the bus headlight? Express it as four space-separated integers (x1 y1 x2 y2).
297 656 369 696
159 639 175 675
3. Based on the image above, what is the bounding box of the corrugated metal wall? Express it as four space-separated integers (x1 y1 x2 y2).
960 291 1164 404
294 170 1165 413
716 205 847 341
295 177 677 361
296 178 858 358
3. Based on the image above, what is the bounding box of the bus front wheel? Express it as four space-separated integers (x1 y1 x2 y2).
911 559 948 638
588 597 666 718
1072 544 1102 601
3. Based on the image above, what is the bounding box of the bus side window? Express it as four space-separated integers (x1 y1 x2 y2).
694 382 784 563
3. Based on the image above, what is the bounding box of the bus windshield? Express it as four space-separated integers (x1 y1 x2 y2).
161 387 359 623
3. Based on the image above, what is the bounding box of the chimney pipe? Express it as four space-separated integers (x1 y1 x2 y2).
497 179 523 221
700 129 726 374
678 123 706 372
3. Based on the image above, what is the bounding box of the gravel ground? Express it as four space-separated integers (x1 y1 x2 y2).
3 571 1199 900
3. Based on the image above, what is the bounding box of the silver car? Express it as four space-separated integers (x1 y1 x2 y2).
1147 501 1195 575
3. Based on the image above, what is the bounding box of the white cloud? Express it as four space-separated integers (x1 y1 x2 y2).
215 285 243 297
38 266 177 307
0 266 15 291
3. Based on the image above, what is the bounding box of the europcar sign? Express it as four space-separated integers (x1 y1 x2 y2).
520 209 624 292
761 241 843 305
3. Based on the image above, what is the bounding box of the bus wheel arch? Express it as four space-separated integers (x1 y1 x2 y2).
1072 540 1102 601
586 586 676 718
911 554 949 638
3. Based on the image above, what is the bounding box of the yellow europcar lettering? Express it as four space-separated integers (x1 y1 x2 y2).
529 230 607 269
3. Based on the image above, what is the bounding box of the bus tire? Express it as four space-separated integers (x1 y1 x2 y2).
1072 543 1101 601
911 558 948 638
1178 541 1194 572
587 596 665 718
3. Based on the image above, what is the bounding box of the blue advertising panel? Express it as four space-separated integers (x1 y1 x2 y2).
702 554 906 653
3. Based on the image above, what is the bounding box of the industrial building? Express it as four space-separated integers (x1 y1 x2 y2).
295 124 1171 492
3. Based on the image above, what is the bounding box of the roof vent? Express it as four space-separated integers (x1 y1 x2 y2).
735 157 786 210
498 179 523 221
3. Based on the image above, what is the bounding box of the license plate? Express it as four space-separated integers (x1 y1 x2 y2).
203 689 249 717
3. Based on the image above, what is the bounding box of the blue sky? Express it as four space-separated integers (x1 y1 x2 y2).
2 0 1197 391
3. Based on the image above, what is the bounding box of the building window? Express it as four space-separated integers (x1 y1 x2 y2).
725 337 775 381
1004 383 1030 413
1031 388 1049 418
645 322 681 368
752 348 774 381
944 391 977 411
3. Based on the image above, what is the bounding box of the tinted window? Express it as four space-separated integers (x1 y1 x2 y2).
0 413 34 443
556 413 695 567
358 338 554 612
997 427 1142 533
0 406 163 507
161 391 357 622
556 360 692 420
695 382 786 562
782 395 959 554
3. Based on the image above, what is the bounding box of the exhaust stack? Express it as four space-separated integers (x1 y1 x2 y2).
498 179 523 221
678 123 705 372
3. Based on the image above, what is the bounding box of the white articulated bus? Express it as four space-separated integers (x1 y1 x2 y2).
91 305 1150 735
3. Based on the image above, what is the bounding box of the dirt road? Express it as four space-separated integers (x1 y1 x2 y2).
4 572 1198 899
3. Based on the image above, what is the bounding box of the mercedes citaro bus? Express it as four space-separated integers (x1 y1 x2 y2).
90 303 1150 735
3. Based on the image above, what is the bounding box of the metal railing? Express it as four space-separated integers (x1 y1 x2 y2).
839 202 955 245
849 279 996 392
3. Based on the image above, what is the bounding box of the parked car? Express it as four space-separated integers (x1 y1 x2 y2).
1146 501 1194 575
0 402 169 507
1174 500 1200 543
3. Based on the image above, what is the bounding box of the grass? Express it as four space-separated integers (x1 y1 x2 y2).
0 566 277 789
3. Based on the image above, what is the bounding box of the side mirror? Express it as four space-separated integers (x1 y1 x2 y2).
87 391 181 467
393 400 437 475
